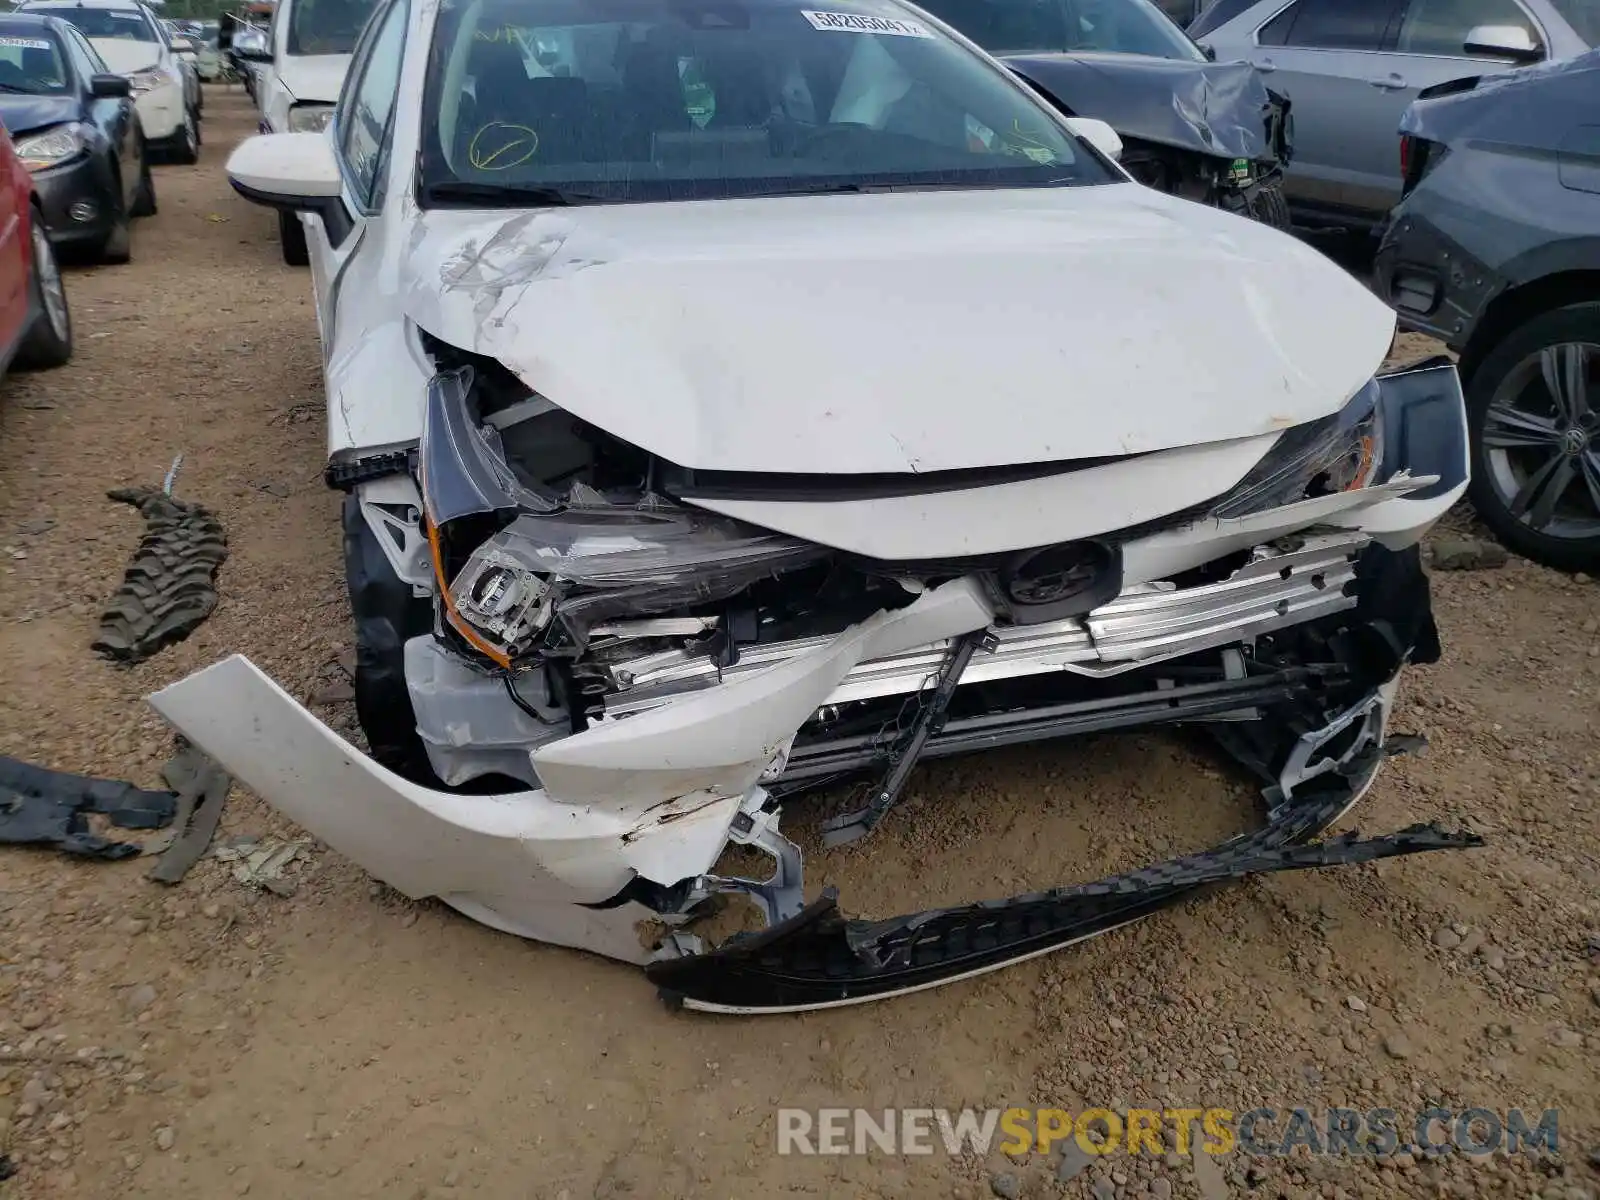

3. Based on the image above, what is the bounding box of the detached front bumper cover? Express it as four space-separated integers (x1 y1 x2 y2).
648 734 1479 1013
147 363 1478 1013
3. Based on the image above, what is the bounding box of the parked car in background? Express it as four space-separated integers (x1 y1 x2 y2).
1377 51 1600 571
16 0 200 163
1190 0 1595 232
191 23 224 80
162 21 206 112
220 16 271 98
228 0 377 264
916 0 1292 225
0 119 72 374
0 14 154 261
202 0 1471 1011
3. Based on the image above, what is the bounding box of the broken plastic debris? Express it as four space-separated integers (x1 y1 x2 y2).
146 744 232 884
0 756 177 860
214 838 307 896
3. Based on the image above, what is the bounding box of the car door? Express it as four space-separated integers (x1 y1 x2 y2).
0 126 27 358
1248 0 1409 220
304 0 407 353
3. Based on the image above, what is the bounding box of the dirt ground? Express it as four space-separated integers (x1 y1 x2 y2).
1 90 1598 1200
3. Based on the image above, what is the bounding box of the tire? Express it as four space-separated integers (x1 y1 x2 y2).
130 143 157 217
15 211 72 370
278 209 309 267
1465 301 1600 573
1248 177 1292 230
342 494 440 785
168 106 200 165
98 209 131 264
98 175 132 264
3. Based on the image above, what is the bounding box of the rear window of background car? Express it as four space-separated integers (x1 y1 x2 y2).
51 8 157 40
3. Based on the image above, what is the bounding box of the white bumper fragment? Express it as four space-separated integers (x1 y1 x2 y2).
146 580 994 961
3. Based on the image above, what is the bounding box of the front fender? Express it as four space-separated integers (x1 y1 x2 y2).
1003 53 1284 162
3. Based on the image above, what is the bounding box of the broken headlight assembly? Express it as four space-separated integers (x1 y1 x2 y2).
445 508 825 660
418 367 826 665
1212 379 1383 519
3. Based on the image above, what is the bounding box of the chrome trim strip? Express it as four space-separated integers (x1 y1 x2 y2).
598 534 1368 719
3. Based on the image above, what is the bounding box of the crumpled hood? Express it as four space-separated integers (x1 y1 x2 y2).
0 93 79 138
277 54 350 104
404 184 1395 475
1003 52 1286 161
1403 48 1600 142
88 38 160 74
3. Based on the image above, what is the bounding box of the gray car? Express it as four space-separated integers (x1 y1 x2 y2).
1376 51 1600 571
1190 0 1596 230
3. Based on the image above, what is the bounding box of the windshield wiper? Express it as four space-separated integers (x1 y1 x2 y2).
421 181 607 207
0 83 37 94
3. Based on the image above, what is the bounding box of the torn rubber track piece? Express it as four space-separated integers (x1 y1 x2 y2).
0 756 177 860
647 767 1484 1013
92 486 228 665
147 744 232 884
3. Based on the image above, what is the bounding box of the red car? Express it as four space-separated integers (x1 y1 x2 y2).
0 116 72 375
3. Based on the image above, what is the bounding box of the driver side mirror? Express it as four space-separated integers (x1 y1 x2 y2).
90 73 132 98
1197 40 1217 60
229 132 341 205
1463 23 1542 62
169 38 191 52
229 133 353 246
1063 116 1123 163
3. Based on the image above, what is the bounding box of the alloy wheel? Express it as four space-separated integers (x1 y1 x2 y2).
1481 341 1600 540
31 220 67 341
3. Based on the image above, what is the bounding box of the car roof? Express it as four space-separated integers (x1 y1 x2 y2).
18 0 150 11
0 11 66 32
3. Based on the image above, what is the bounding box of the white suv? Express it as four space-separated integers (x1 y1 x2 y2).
230 0 378 264
19 0 200 163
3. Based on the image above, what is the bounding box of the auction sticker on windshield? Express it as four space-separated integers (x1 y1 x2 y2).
801 10 933 36
0 37 54 49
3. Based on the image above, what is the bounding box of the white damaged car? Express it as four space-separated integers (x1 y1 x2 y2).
184 0 1480 1012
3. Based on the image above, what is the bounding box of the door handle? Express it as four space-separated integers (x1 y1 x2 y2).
1370 73 1408 89
1255 56 1277 71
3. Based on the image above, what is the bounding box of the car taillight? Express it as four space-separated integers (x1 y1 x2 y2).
1399 134 1412 178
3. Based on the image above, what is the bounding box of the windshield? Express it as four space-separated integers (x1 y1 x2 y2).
0 32 69 91
915 0 1205 59
287 0 379 55
1548 0 1600 44
420 0 1110 206
46 7 157 41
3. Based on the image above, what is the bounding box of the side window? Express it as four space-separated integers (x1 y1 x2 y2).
1394 0 1540 56
1152 0 1198 25
338 0 407 208
1189 0 1264 38
267 0 288 54
140 5 168 48
70 27 111 74
1257 0 1402 48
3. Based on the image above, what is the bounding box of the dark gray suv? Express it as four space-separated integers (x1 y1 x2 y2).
1376 50 1600 571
